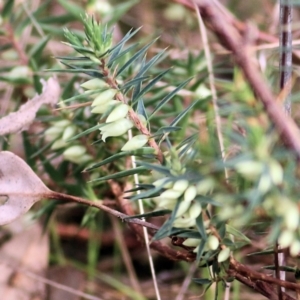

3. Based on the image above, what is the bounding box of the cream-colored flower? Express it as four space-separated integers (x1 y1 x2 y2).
173 180 189 193
62 125 77 141
121 134 148 151
100 118 134 141
81 78 108 90
184 186 197 202
91 100 119 114
63 145 86 162
91 89 117 106
207 235 219 250
106 103 129 123
218 248 230 262
183 238 201 247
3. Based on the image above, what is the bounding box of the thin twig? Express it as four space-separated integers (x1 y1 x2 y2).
230 257 300 291
194 5 231 299
127 129 162 300
47 191 160 232
173 0 278 43
279 0 293 114
193 0 300 158
275 243 284 299
194 2 229 181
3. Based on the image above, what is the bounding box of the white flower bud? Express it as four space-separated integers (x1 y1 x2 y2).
81 78 108 90
235 160 263 179
91 100 119 114
157 198 177 210
78 154 92 163
196 178 215 195
290 240 300 257
51 139 67 150
218 248 230 262
258 174 272 194
63 145 86 161
62 125 77 141
195 84 212 98
100 118 133 141
283 201 299 231
106 103 129 123
45 126 63 141
278 230 294 248
207 235 219 250
8 66 31 80
183 238 201 247
91 89 117 106
269 160 283 185
173 215 196 228
160 189 182 199
175 201 191 218
93 1 112 15
188 201 202 219
184 186 197 202
54 120 71 128
152 178 171 188
173 180 189 193
121 134 148 151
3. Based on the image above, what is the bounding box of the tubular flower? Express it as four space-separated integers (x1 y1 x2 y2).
81 78 109 90
91 89 118 106
121 134 149 151
100 118 133 141
106 103 129 123
63 145 91 164
91 100 119 114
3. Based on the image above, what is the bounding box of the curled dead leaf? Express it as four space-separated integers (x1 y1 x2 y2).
0 77 60 136
0 151 51 225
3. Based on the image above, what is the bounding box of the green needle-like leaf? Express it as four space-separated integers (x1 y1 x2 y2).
2 0 15 19
110 27 141 53
148 78 192 120
122 209 171 220
136 49 167 78
57 0 85 18
226 225 251 244
196 213 207 240
108 43 140 68
116 38 159 77
132 69 170 104
169 99 201 127
89 166 149 184
59 61 104 78
67 124 105 141
84 152 130 171
121 76 149 92
135 161 172 176
193 278 212 285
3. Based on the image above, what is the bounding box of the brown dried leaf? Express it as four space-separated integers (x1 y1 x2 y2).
0 151 51 225
0 77 60 135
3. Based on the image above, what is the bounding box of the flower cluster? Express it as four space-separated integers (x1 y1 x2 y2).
81 78 149 151
152 177 231 261
232 156 300 256
153 176 231 261
263 194 300 256
44 119 92 164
